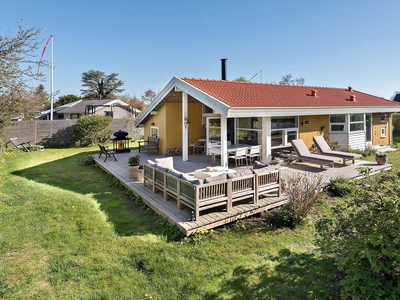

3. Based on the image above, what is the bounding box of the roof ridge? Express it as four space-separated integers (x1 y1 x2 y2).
178 77 355 90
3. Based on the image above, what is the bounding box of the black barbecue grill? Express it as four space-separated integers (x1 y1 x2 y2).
110 130 132 153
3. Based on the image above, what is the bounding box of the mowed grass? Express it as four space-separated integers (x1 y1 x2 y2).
1 143 399 299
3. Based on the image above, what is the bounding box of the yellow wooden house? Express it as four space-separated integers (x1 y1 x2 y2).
135 76 400 166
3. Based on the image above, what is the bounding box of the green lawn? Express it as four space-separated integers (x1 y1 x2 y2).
1 143 399 299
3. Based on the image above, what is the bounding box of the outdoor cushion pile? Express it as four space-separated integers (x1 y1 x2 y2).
143 157 281 220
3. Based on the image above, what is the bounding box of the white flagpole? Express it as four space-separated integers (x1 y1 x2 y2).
50 35 54 121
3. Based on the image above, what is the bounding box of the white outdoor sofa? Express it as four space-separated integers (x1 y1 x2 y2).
143 157 281 220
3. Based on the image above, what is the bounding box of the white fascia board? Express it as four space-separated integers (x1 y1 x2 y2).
134 77 177 126
227 106 400 118
173 77 230 116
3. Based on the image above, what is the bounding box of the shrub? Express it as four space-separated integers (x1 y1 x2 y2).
283 173 325 226
73 115 113 146
328 177 356 197
316 171 400 299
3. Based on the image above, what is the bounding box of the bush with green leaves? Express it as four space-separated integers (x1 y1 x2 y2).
316 171 400 299
283 173 325 226
328 177 356 197
73 115 113 146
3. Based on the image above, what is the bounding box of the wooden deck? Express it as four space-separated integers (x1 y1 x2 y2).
93 151 288 236
93 149 392 236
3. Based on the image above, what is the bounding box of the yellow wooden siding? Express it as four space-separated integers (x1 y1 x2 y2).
372 113 390 145
298 115 329 148
144 102 203 155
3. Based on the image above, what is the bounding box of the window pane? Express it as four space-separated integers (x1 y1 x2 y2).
330 114 345 123
237 117 262 129
271 130 283 146
350 123 364 131
236 129 261 145
287 131 297 143
271 117 297 129
350 114 363 122
331 124 344 131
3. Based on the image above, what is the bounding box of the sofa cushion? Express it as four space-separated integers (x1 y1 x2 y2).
155 157 174 169
239 169 253 176
253 161 270 169
194 170 212 179
154 163 170 173
252 165 275 174
203 173 227 184
167 168 183 178
227 172 239 179
181 174 202 185
147 159 156 165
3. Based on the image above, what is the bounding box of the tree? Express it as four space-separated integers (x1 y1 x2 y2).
55 94 81 108
80 70 124 99
141 89 157 105
73 115 113 146
279 74 305 85
234 76 248 82
0 22 43 129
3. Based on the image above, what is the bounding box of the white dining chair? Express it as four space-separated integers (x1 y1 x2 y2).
229 147 248 170
247 145 261 164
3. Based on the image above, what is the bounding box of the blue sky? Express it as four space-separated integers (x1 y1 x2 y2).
1 0 400 100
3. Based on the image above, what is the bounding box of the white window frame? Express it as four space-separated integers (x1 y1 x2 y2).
349 114 364 132
330 114 346 132
150 126 159 138
270 116 298 147
381 127 386 138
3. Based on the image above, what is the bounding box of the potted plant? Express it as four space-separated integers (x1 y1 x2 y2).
136 165 144 182
128 155 140 178
375 151 388 165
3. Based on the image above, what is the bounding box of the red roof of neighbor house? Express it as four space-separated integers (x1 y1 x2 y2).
178 77 400 108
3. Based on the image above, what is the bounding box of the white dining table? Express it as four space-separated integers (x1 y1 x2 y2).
209 144 252 164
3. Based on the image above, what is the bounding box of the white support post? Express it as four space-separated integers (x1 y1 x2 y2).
220 116 228 167
182 92 189 161
262 117 272 163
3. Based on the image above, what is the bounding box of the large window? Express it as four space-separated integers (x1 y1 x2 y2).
350 114 364 132
330 114 345 132
236 117 262 145
271 117 298 147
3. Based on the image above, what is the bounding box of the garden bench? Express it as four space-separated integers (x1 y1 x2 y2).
139 137 160 156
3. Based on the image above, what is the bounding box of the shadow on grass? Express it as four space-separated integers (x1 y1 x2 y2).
12 149 171 238
204 250 340 300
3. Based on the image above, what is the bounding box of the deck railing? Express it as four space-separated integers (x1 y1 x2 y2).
144 164 281 220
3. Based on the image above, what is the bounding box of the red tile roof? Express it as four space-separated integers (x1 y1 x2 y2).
179 77 400 108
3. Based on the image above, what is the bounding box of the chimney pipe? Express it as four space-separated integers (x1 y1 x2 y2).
221 58 227 80
348 86 353 91
350 95 356 101
311 90 317 97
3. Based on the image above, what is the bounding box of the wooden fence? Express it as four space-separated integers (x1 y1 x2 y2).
3 119 143 148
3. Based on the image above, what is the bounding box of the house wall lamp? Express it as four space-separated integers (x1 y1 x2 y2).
301 118 311 125
184 119 190 129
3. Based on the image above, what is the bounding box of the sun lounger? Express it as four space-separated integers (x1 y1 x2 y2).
291 139 342 169
313 135 362 165
9 137 44 152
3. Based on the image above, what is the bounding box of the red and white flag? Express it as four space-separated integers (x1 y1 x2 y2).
37 35 52 76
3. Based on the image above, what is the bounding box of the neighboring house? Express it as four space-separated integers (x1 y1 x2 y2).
10 113 24 121
38 99 139 120
134 76 400 166
37 100 82 120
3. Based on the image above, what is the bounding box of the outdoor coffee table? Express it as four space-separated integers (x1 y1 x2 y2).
194 166 236 179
